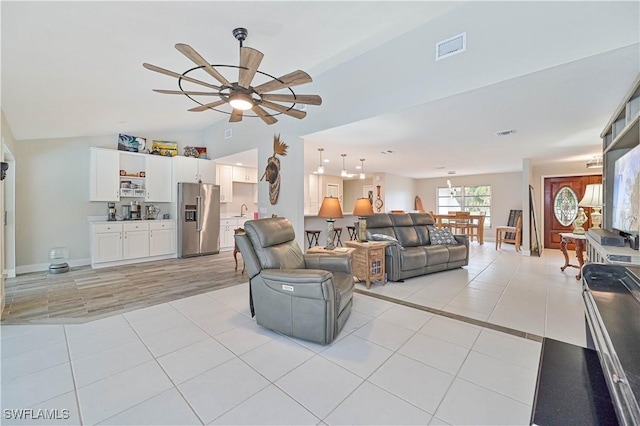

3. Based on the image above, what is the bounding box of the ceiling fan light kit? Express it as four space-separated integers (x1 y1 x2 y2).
144 28 322 125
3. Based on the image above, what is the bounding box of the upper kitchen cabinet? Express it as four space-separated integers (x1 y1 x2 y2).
216 164 233 203
173 156 216 184
90 148 120 201
144 155 172 202
232 166 258 183
89 148 173 202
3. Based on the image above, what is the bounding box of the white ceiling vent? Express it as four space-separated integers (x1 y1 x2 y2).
436 32 466 61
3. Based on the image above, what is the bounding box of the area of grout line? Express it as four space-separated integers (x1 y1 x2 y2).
353 288 543 342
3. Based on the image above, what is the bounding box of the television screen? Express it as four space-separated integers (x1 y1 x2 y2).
612 143 640 235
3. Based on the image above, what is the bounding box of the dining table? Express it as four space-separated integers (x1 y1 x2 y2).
432 213 486 245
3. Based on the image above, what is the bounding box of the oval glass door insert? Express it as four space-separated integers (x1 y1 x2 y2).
554 186 579 226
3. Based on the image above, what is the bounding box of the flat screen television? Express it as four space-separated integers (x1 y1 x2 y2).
612 143 640 236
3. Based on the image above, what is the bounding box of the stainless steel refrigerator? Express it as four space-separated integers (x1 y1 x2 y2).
178 183 221 257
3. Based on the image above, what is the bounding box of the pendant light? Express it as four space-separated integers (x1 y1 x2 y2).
359 158 366 179
341 154 348 177
317 148 324 174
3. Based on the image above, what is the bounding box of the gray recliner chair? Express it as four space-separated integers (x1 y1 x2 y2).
234 217 354 345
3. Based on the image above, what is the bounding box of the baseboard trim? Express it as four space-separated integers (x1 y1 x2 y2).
16 258 91 275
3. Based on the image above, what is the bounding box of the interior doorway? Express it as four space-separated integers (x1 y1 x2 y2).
543 175 602 250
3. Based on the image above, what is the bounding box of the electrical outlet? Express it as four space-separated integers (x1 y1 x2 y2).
224 128 232 139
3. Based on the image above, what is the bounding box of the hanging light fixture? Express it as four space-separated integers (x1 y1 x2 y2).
317 148 325 174
359 158 366 179
341 154 348 177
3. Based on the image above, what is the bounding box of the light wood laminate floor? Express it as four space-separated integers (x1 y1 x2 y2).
1 252 246 324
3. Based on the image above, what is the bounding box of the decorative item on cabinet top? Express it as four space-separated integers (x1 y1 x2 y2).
118 134 146 153
151 140 178 157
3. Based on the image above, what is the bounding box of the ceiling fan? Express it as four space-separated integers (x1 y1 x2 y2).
143 28 322 125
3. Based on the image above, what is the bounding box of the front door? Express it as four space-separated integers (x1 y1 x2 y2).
543 175 602 249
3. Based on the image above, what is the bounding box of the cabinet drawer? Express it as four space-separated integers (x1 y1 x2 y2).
149 221 176 230
123 222 149 231
220 219 237 227
92 223 123 233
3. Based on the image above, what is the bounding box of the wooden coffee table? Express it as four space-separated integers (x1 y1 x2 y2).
344 241 387 288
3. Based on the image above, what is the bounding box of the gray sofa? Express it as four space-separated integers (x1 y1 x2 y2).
235 217 354 345
365 212 469 282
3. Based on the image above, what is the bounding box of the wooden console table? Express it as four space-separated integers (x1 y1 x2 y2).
559 232 586 280
344 241 387 288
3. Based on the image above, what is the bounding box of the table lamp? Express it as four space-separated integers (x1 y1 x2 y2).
578 183 603 230
353 197 374 242
318 196 343 249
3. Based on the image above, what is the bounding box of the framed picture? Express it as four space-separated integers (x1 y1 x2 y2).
195 147 207 159
151 140 178 157
363 185 374 205
118 134 146 152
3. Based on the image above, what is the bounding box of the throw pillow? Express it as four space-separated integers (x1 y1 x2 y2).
427 226 458 245
367 232 404 249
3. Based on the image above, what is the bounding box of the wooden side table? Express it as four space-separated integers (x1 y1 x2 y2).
306 246 354 255
559 232 587 280
345 241 387 288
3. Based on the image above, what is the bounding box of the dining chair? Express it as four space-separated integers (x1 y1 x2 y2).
466 211 485 243
496 215 522 252
450 211 471 235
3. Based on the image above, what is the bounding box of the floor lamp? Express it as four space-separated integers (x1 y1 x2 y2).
318 196 343 250
353 198 374 242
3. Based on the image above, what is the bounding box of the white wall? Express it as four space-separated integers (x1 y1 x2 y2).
221 182 257 218
384 174 417 212
415 172 523 238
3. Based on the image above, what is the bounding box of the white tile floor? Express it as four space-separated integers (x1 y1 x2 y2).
1 244 589 425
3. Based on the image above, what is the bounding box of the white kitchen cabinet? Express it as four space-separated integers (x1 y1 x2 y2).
123 222 149 260
90 148 120 201
145 155 172 202
174 156 216 184
91 223 123 263
216 164 233 203
91 220 176 268
232 166 258 183
149 221 176 257
219 217 248 250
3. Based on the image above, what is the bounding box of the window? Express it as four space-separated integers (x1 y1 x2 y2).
437 185 491 226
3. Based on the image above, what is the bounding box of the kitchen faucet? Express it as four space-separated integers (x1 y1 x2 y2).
240 204 248 217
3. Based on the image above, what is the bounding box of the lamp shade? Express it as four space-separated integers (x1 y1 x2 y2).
353 198 374 216
318 197 344 219
579 184 603 207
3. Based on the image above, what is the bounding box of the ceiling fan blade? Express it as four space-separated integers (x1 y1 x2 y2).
254 70 313 94
153 89 219 96
238 47 264 89
188 99 228 112
175 43 232 87
252 105 278 125
260 94 322 105
143 63 220 90
260 100 307 119
229 109 243 122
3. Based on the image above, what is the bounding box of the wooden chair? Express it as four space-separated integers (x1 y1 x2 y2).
449 211 471 235
466 211 485 243
496 215 522 252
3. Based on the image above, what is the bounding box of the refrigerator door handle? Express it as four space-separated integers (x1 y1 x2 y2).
196 195 202 231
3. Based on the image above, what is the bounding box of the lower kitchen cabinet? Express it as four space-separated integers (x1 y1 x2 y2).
219 217 248 250
149 221 176 256
91 220 176 268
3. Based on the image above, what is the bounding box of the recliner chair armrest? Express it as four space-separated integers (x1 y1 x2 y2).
260 269 336 300
304 253 353 275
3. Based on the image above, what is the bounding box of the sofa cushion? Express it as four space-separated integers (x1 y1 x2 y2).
427 226 458 245
423 245 450 266
446 244 467 262
414 225 431 245
400 247 427 271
